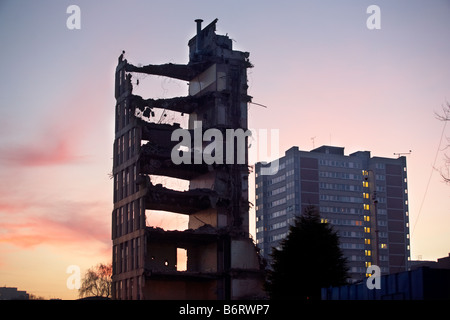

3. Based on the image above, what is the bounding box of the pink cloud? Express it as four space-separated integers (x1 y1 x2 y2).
0 138 87 167
0 106 92 166
0 202 29 214
0 199 111 250
0 78 110 167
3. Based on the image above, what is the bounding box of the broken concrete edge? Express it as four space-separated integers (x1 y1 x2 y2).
144 268 265 279
124 61 212 82
144 269 219 281
137 118 182 141
142 181 254 216
146 181 219 197
145 225 267 270
131 92 252 119
146 224 248 238
124 57 252 84
142 182 224 215
139 140 250 169
131 94 200 115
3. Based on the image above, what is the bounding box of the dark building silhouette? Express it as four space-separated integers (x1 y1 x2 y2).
322 252 450 300
409 252 450 270
111 19 265 299
0 287 29 300
255 145 410 282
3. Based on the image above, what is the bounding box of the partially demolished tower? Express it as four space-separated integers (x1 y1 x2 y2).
112 19 265 300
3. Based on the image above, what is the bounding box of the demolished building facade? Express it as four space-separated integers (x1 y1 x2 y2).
111 19 265 299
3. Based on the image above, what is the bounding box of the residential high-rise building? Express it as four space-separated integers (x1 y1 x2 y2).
255 145 410 282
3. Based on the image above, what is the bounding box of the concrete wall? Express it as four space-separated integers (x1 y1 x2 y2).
189 208 218 229
187 242 217 273
231 239 260 269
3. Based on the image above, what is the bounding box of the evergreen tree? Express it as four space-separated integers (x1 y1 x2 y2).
265 205 348 300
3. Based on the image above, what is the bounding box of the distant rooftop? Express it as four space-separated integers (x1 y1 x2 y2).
0 287 29 300
311 145 345 155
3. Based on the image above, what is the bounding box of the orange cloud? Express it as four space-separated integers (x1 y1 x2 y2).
0 199 110 250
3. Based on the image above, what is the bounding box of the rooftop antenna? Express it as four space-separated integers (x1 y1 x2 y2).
311 136 316 149
393 150 412 158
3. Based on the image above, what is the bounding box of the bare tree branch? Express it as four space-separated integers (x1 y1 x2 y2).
78 263 112 299
435 102 450 121
436 102 450 184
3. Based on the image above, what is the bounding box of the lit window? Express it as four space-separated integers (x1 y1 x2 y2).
364 227 371 233
321 218 328 224
365 250 371 256
362 181 369 188
364 204 370 211
363 193 369 199
365 238 371 245
365 261 372 268
380 244 387 249
364 216 370 222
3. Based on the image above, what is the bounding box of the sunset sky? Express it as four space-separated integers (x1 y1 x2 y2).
0 0 449 299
